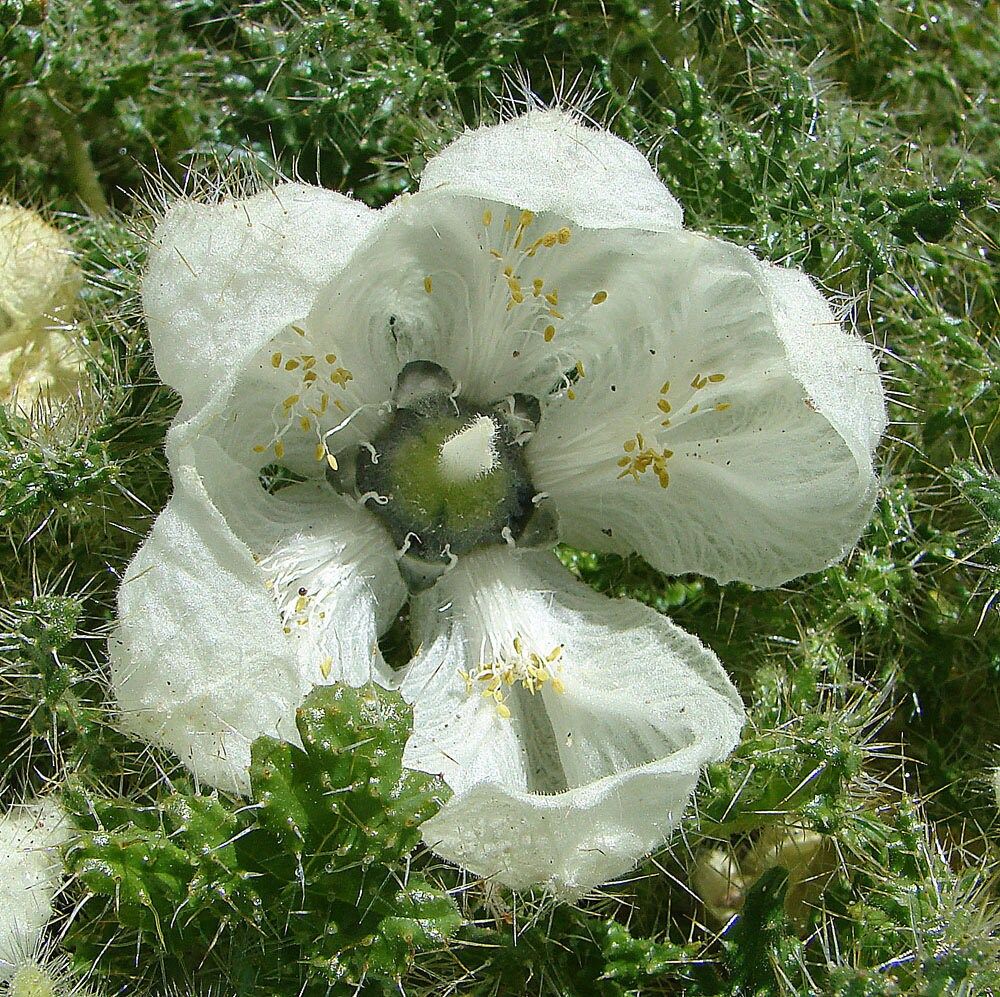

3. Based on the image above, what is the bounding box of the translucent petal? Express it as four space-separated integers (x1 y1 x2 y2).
528 232 886 587
310 190 660 405
401 549 744 896
0 800 70 982
143 182 378 416
420 109 683 232
110 440 404 794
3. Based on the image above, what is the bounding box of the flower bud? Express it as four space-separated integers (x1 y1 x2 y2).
692 847 747 922
0 204 84 410
744 822 836 926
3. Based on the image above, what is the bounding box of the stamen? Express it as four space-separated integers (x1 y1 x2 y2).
459 634 566 719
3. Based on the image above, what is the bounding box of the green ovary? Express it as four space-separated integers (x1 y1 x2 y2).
388 419 511 536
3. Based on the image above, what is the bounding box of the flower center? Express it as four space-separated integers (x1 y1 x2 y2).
342 361 553 590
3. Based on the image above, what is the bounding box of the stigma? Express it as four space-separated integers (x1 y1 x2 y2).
437 415 500 483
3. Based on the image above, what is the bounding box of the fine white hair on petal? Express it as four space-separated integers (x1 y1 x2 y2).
110 440 404 794
143 182 379 418
0 799 71 984
399 548 744 896
419 109 683 233
528 230 887 588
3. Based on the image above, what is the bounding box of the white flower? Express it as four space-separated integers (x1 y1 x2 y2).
0 800 71 982
111 110 885 895
0 204 84 411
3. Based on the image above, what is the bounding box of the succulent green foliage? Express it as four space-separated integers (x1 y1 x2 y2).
0 414 119 530
249 684 457 990
61 684 457 994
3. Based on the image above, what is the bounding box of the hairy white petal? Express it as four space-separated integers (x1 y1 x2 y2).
144 183 377 417
420 109 683 232
529 232 886 587
401 549 744 896
315 190 658 404
0 800 71 982
110 443 402 794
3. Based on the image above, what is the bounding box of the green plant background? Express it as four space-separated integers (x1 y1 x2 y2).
1 0 997 994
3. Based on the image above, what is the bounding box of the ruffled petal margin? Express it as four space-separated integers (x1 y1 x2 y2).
400 548 744 896
110 439 404 794
419 109 683 233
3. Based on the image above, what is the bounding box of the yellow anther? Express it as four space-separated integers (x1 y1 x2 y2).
543 325 556 342
541 232 558 248
330 368 353 387
334 399 347 412
567 388 576 400
303 370 317 383
503 265 513 276
319 656 333 679
324 354 336 365
299 416 311 431
708 373 726 383
302 355 316 370
548 308 564 320
532 278 544 296
591 290 608 305
315 442 326 462
271 352 282 368
285 359 300 371
691 373 708 390
294 594 309 613
282 393 300 409
320 393 329 413
503 216 512 232
291 324 307 337
326 452 339 471
660 380 671 394
461 635 565 717
274 440 285 459
252 444 267 453
545 290 559 306
657 398 672 414
715 402 732 412
489 248 503 259
690 403 700 414
617 434 671 488
519 209 534 228
575 360 585 378
482 209 492 226
423 275 433 294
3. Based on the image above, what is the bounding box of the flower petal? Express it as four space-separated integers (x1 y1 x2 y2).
420 110 683 232
307 189 662 405
143 182 377 416
528 232 886 587
110 440 404 794
0 800 70 982
400 549 744 896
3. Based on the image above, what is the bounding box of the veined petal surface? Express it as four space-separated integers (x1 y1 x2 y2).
110 439 404 794
528 232 886 587
143 182 377 416
420 109 683 232
400 549 744 896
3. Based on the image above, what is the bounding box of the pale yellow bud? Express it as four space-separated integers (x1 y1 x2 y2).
744 822 836 926
691 847 747 922
0 204 85 411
